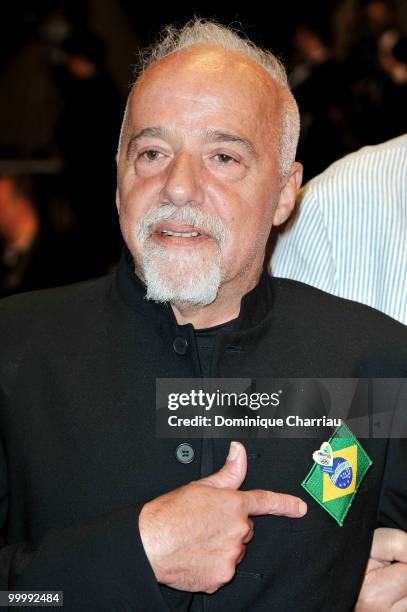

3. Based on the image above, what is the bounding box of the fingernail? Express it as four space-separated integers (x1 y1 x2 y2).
228 441 240 461
298 501 307 516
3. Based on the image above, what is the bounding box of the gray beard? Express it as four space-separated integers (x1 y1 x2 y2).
136 204 229 306
141 242 223 305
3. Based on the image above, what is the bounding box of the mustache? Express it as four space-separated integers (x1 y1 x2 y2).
138 204 229 244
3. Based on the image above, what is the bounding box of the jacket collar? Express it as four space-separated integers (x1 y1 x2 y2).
114 246 274 335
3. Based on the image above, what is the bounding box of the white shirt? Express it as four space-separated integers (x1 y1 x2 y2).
272 134 407 325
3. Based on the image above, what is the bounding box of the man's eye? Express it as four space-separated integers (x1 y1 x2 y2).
215 153 238 165
139 150 163 161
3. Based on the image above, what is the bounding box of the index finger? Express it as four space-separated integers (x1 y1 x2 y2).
241 489 307 518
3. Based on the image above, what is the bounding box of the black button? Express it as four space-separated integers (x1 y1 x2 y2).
173 337 188 355
176 443 195 464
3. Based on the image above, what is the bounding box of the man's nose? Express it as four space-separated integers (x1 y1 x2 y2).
159 152 204 207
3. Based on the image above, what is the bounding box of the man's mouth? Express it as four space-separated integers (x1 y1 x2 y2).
153 223 211 245
161 229 201 238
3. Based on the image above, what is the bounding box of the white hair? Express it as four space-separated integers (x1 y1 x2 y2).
125 17 300 180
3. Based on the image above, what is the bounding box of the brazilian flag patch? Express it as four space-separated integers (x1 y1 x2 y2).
301 422 372 526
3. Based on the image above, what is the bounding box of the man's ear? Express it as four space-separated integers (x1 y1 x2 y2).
115 187 120 215
272 162 303 226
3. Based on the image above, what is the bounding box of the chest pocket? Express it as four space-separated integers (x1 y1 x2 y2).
241 438 379 533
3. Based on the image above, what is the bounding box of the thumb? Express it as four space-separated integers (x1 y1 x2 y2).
201 441 247 490
371 528 407 564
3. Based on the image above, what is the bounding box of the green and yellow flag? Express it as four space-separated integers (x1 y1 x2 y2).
302 422 372 526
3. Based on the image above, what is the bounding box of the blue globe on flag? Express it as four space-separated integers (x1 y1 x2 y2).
329 457 353 489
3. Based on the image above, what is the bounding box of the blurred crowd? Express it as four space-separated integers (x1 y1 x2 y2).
289 0 407 180
0 0 406 298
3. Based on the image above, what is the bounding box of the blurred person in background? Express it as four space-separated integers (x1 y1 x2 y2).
377 30 407 137
332 0 406 148
289 24 348 181
54 29 124 279
0 173 70 298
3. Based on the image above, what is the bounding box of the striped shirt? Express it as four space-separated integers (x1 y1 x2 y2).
272 134 407 325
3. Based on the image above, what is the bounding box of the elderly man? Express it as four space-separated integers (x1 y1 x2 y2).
1 19 407 611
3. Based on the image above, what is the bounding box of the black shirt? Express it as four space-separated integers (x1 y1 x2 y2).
194 319 238 377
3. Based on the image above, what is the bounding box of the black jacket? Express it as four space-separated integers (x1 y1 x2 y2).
0 249 406 611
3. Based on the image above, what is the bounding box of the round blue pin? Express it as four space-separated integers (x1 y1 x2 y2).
329 457 353 489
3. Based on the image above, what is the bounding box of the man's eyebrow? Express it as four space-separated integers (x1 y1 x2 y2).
203 129 257 156
126 127 168 159
126 126 257 159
